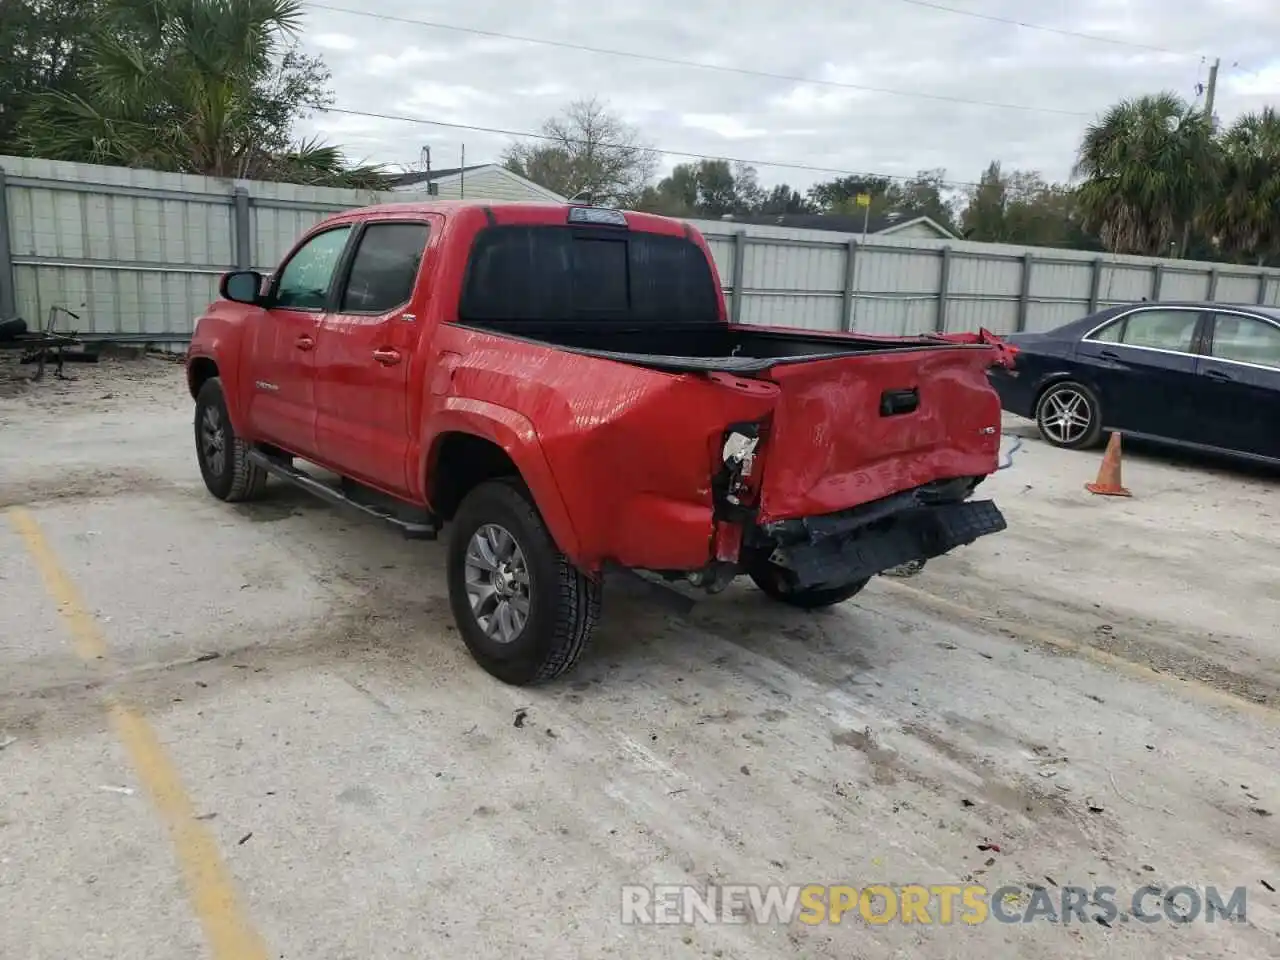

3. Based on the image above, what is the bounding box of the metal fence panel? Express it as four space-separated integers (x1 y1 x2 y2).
1215 274 1259 303
1096 264 1154 305
1160 269 1211 300
4 156 1280 343
740 292 843 331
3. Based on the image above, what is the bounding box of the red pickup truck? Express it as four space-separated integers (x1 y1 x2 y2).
186 200 1010 685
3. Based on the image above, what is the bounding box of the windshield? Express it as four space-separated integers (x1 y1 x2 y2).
458 225 720 325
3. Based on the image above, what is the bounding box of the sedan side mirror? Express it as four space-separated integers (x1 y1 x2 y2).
220 270 265 305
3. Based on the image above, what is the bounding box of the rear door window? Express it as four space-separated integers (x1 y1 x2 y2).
1209 313 1280 370
459 226 719 324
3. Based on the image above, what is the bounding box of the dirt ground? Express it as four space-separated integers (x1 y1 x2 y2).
1 356 1277 960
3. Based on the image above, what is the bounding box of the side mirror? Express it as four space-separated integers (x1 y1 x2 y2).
220 270 265 305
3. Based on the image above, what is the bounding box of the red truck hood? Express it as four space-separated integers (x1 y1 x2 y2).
753 343 1004 523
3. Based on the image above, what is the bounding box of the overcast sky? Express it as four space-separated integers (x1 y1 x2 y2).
295 0 1280 193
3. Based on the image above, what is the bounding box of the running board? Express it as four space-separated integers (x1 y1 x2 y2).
246 449 439 540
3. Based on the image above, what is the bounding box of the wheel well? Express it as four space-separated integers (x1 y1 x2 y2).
428 432 522 521
187 356 218 399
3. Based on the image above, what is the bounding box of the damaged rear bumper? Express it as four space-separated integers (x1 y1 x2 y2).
749 482 1007 590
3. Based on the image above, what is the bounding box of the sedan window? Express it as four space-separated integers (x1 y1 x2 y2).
1092 309 1199 353
1210 314 1280 370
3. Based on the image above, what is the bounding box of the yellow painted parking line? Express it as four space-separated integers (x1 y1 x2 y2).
874 577 1278 724
8 507 270 960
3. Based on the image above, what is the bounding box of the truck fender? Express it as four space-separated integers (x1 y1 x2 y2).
422 398 583 562
187 343 250 437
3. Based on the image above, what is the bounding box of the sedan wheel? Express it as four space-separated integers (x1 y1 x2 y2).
1035 381 1103 450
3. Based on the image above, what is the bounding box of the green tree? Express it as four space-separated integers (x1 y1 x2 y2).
806 175 893 213
962 161 1010 240
503 97 658 206
0 1 104 153
961 161 1101 249
1201 108 1280 266
757 184 812 215
806 170 959 231
889 168 959 233
16 0 385 187
634 159 766 218
1073 92 1219 256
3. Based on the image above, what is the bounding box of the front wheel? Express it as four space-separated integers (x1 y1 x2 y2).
446 479 601 685
194 377 268 502
1035 380 1104 450
746 556 869 610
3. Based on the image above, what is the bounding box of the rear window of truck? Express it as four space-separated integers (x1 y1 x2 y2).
458 226 720 324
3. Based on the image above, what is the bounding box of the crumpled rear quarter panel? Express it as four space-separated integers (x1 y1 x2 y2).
448 341 777 571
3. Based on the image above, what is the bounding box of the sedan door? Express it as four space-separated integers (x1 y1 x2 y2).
1196 311 1280 460
244 224 355 458
314 219 435 496
1074 307 1207 441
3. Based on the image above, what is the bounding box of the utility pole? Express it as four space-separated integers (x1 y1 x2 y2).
1205 58 1220 119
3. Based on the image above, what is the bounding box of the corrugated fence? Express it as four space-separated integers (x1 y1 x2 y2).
3 154 1279 342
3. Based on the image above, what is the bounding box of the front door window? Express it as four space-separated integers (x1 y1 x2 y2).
273 226 353 311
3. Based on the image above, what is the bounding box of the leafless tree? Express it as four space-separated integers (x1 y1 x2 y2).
504 97 659 206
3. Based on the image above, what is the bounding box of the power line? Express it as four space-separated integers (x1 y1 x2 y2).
303 2 1091 118
317 105 987 188
885 0 1202 58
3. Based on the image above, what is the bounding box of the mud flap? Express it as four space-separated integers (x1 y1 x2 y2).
772 499 1007 590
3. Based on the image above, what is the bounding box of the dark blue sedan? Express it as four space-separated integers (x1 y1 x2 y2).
987 301 1280 462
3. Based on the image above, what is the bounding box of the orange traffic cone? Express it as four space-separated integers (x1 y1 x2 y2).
1085 432 1131 497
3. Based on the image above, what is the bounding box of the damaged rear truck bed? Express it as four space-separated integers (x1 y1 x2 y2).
184 200 1012 685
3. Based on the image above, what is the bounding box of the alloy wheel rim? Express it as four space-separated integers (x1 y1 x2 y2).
464 523 531 644
200 405 227 476
1041 389 1091 445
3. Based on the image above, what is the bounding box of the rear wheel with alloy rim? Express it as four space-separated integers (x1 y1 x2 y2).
463 523 532 645
1035 380 1103 450
446 479 601 685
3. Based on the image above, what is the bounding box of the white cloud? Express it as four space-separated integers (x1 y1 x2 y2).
294 0 1280 189
1224 61 1280 97
364 47 455 77
396 83 500 113
679 113 767 139
311 33 357 51
769 86 866 116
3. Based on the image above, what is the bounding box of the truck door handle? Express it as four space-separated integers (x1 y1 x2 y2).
373 347 402 365
1204 369 1233 382
295 335 314 351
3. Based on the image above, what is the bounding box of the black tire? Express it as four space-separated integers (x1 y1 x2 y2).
1034 380 1104 450
446 479 601 685
0 316 27 341
746 556 869 610
194 376 268 502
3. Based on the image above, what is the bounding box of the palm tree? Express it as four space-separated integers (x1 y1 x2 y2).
17 0 388 188
1073 92 1219 257
1200 108 1280 266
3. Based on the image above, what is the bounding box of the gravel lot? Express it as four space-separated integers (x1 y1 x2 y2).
1 356 1277 959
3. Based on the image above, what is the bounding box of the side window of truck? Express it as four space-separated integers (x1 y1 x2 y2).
339 222 431 314
273 226 352 311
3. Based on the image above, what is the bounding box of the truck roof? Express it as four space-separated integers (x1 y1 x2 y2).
321 199 697 237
